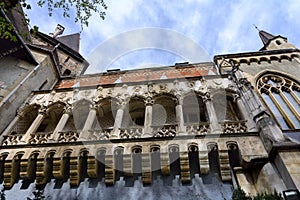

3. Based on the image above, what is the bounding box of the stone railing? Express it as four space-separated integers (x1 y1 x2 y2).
220 120 248 134
57 130 79 142
28 132 53 144
152 124 177 138
185 122 210 135
119 126 143 139
2 134 23 145
88 128 113 140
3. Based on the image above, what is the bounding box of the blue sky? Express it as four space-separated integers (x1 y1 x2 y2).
25 0 300 73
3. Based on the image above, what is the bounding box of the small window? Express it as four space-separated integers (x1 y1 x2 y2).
63 69 72 76
276 40 282 45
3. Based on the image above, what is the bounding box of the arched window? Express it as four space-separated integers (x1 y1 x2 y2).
212 93 242 122
10 106 39 135
36 102 65 133
72 100 91 130
96 98 118 130
152 94 176 126
183 93 208 124
121 97 145 128
257 73 300 129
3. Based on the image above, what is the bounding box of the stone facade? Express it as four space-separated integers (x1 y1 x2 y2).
0 5 300 199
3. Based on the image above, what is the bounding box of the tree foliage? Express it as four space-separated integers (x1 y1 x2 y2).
232 187 284 200
0 0 107 41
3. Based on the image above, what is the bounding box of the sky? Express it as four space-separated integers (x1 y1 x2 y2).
25 0 300 74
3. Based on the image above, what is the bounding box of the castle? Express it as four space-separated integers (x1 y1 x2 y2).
0 2 299 199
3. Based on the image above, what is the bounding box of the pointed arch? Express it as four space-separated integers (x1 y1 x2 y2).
182 92 208 124
212 90 242 122
256 71 300 129
10 104 40 135
95 97 118 130
152 93 177 126
36 102 66 133
72 99 92 130
122 96 146 127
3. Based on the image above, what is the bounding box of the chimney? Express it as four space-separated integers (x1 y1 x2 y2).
50 24 65 38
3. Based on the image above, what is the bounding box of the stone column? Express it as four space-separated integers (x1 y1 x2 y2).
203 93 221 133
79 104 97 140
175 96 185 134
234 94 257 131
0 113 22 143
48 105 72 142
111 102 126 139
21 107 47 144
143 97 153 137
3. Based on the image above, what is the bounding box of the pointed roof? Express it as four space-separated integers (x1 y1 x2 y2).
259 30 276 45
56 33 80 52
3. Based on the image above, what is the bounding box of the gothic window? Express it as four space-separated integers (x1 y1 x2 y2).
150 145 161 180
168 144 180 179
188 144 200 178
207 143 221 179
36 103 64 133
96 98 118 130
212 93 242 122
152 95 176 126
257 73 300 129
114 146 124 181
72 100 91 130
96 148 106 180
227 142 241 168
132 146 142 180
183 94 208 124
10 106 38 135
121 97 145 128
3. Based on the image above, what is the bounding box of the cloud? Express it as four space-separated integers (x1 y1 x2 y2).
86 28 210 73
24 0 300 73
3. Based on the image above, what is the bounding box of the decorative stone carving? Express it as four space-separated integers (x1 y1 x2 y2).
186 122 210 135
58 92 66 100
119 127 143 139
221 120 248 133
144 96 154 106
133 85 142 93
83 90 91 97
28 132 53 144
158 83 167 92
57 131 79 142
153 125 176 137
202 92 211 102
186 80 195 88
2 134 23 145
88 129 112 140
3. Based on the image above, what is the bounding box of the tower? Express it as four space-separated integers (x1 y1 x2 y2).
214 29 300 197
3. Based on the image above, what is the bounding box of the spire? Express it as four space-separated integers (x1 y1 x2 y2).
259 30 276 45
254 25 276 45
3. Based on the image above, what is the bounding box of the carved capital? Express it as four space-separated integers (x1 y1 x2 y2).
232 93 241 103
89 103 98 111
144 96 154 106
202 92 211 102
38 106 47 115
148 82 154 93
175 94 183 105
116 99 127 110
63 104 72 115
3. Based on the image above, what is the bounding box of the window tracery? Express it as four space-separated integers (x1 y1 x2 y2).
257 73 300 129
